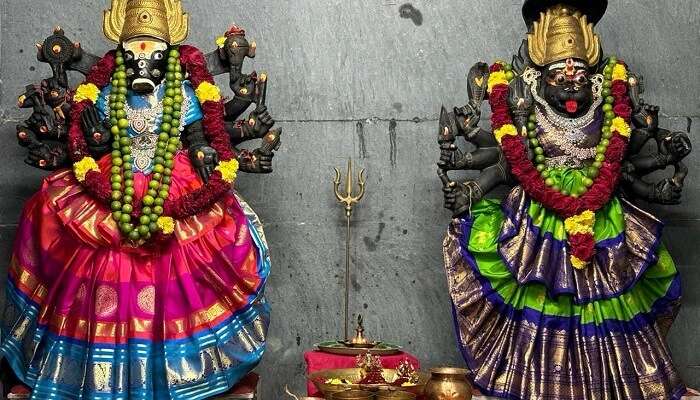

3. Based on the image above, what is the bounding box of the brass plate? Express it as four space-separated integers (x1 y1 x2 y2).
316 341 402 356
307 368 428 398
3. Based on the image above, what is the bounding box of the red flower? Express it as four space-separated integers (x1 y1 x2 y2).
569 232 596 261
613 103 632 121
611 81 628 97
489 63 504 73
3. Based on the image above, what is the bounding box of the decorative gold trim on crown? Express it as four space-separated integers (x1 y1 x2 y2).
103 0 127 43
527 4 601 67
103 0 189 45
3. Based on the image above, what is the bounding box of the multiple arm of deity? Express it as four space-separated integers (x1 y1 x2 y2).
14 27 281 178
438 62 512 217
438 48 693 217
620 73 692 204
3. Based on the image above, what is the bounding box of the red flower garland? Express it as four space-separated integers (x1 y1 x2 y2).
68 46 238 223
489 62 632 265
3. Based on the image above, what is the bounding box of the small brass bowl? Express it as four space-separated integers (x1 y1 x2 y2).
330 390 374 400
376 390 416 399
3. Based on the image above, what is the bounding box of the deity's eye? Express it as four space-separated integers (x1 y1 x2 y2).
153 52 164 60
125 52 134 61
574 74 588 85
554 73 567 85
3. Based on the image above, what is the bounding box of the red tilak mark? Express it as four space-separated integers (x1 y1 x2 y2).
140 42 147 51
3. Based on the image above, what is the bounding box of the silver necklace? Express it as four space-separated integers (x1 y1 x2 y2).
530 80 602 131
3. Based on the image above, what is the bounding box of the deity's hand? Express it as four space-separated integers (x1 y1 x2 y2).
443 181 482 218
190 145 219 183
26 142 68 170
631 103 660 132
238 149 274 174
659 131 692 163
438 141 468 171
651 178 683 205
452 103 480 138
81 105 111 153
244 105 275 139
507 76 534 119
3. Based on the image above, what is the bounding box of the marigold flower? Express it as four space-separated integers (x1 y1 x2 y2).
73 156 100 182
564 210 595 235
610 117 631 138
570 255 589 270
494 124 518 144
611 64 628 82
195 81 222 103
215 159 240 183
216 36 227 49
74 83 100 104
157 216 175 235
487 71 509 94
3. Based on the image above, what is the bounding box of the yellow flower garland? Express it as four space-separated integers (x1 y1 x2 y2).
564 210 595 236
195 82 222 103
612 64 628 82
493 124 518 144
73 156 100 182
74 83 100 104
157 216 175 235
215 159 240 183
487 70 509 94
610 117 631 138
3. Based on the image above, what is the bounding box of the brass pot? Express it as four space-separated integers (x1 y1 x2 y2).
423 367 472 400
330 390 375 400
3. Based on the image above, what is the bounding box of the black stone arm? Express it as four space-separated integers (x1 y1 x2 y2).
224 105 275 146
183 121 218 183
15 28 101 170
440 154 509 218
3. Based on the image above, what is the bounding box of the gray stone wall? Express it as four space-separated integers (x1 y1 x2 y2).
0 1 698 398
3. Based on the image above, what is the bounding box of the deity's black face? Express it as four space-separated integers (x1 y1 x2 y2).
121 37 169 94
540 58 594 118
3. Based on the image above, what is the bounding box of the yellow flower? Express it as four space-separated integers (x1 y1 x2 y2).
610 117 631 138
74 83 100 104
487 70 509 93
493 124 518 144
157 216 175 235
195 82 222 103
73 156 100 182
215 159 240 183
564 210 595 236
216 36 227 48
611 64 628 81
570 255 589 270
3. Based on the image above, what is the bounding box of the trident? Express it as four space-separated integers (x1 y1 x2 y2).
333 159 366 340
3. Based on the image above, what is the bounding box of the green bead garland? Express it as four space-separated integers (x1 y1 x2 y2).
109 47 183 243
526 57 619 198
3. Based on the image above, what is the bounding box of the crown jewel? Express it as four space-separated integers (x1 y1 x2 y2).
527 4 601 67
103 0 189 44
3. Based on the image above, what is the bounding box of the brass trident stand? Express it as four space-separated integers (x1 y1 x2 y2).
333 159 366 341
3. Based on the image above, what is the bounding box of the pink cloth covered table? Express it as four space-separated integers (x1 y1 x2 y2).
304 350 420 397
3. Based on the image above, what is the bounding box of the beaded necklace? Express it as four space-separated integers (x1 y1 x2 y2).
525 57 622 197
108 47 183 243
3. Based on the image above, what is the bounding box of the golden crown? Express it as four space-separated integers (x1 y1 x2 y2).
103 0 189 44
527 4 601 67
